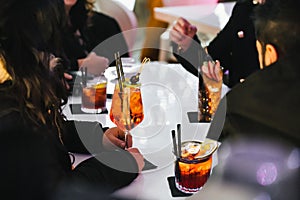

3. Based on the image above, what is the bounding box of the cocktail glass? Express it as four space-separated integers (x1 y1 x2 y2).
110 81 144 147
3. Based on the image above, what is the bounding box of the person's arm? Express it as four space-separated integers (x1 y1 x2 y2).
207 17 233 73
1 114 67 199
71 150 139 192
170 18 208 77
62 120 107 154
62 120 141 191
207 0 256 72
77 52 109 76
172 35 204 76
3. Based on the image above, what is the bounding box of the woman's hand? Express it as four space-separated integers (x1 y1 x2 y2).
103 127 144 172
78 52 109 76
201 60 223 82
170 17 197 52
103 127 133 150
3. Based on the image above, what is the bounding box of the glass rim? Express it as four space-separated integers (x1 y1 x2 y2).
178 139 218 161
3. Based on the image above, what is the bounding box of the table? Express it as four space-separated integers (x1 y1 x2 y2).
63 62 229 200
154 2 235 36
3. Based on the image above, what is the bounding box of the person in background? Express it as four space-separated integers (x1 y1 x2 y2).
194 1 299 199
207 0 300 145
62 0 130 75
171 0 264 88
0 0 144 199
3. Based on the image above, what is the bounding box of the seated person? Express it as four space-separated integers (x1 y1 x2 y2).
207 0 300 145
0 0 144 199
62 0 130 75
194 2 299 199
170 0 264 88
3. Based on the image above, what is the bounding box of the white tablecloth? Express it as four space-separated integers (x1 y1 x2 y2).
63 62 229 200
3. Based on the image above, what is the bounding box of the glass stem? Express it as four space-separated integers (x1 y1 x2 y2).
125 130 131 149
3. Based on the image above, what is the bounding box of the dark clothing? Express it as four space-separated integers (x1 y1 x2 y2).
173 0 260 88
208 55 300 146
62 11 129 70
208 0 259 87
0 88 138 199
199 136 300 200
205 55 300 200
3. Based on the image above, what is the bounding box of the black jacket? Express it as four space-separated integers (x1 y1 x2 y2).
205 55 300 200
173 0 260 88
0 93 138 200
63 11 129 70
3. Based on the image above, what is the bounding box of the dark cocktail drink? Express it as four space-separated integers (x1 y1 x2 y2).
81 80 107 113
175 140 218 193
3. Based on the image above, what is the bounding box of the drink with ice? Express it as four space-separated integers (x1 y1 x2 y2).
81 75 107 113
175 140 218 193
110 81 144 132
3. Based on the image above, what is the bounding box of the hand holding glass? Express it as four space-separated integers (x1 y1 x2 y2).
110 82 144 147
198 56 223 122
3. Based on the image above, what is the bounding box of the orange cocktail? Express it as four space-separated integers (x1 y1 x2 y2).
110 82 144 132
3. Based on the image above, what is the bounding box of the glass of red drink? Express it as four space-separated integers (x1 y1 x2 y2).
175 139 218 193
81 75 107 113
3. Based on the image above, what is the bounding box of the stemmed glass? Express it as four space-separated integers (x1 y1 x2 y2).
109 81 144 147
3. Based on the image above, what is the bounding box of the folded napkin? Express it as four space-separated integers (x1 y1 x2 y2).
142 158 158 171
187 111 211 123
167 176 193 197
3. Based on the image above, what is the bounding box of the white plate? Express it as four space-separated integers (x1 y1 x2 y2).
104 65 141 80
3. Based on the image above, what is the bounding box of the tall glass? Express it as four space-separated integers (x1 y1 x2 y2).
110 81 144 147
198 53 223 122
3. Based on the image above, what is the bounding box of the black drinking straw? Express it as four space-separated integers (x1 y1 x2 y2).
84 67 87 85
117 52 125 82
81 67 87 87
80 67 83 78
172 130 178 158
114 53 123 92
177 124 182 158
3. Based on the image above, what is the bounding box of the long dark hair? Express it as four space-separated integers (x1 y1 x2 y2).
0 0 68 140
